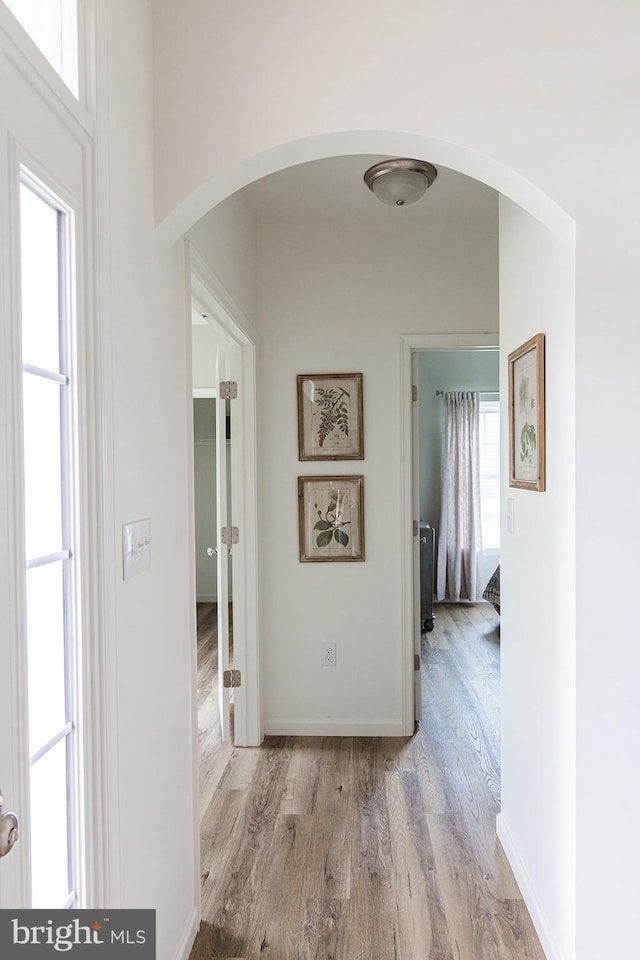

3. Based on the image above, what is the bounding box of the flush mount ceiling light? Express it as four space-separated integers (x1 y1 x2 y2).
364 158 438 206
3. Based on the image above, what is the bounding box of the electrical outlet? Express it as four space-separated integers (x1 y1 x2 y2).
320 642 337 666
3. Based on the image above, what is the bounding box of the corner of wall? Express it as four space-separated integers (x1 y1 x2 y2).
497 814 564 960
172 905 199 960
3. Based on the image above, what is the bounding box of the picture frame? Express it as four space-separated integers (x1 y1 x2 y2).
508 333 546 491
298 475 365 562
297 372 364 460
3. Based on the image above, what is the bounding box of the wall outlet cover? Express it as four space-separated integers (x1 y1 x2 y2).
321 642 337 666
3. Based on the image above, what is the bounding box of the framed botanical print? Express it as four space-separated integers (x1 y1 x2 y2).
298 475 365 562
297 373 364 460
508 333 546 491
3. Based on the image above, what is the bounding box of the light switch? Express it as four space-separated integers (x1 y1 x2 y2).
506 498 515 534
123 519 151 579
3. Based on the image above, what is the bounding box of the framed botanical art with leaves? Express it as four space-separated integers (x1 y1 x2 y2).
508 333 546 491
297 373 364 460
298 475 365 562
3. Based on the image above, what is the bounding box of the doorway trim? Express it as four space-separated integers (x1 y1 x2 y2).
187 242 262 748
399 332 499 733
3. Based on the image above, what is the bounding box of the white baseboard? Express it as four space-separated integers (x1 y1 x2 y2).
173 904 199 960
496 813 562 960
264 718 405 736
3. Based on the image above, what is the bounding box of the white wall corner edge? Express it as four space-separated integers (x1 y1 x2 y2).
496 813 564 960
264 719 405 737
172 904 199 960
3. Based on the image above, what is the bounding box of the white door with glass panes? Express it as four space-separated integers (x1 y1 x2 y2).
17 174 83 909
0 0 96 908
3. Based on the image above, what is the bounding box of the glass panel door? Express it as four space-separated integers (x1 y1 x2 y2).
19 172 81 908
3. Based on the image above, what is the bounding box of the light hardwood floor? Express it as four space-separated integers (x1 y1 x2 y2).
197 603 233 818
192 602 547 960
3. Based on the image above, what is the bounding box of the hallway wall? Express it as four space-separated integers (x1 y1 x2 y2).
498 196 576 960
147 3 640 959
97 1 196 954
188 192 258 330
256 212 498 732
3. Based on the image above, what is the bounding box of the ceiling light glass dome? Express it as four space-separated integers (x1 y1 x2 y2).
364 158 438 206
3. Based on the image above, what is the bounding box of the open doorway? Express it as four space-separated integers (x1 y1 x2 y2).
191 304 236 815
402 333 500 730
187 242 262 824
417 348 501 599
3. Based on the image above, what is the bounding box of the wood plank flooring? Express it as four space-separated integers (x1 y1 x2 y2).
197 603 232 817
192 602 547 960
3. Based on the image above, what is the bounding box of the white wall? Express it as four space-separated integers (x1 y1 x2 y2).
151 0 620 240
257 214 497 734
99 1 196 956
498 196 575 960
150 3 640 959
188 193 258 333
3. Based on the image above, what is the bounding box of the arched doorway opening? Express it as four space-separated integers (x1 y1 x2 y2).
176 135 575 960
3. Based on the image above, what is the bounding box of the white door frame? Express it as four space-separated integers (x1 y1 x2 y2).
0 12 111 905
399 332 499 733
186 243 261 747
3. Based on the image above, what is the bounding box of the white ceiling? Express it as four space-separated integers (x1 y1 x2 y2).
242 154 497 220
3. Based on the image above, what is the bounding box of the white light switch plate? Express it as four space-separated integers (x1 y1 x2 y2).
123 519 151 579
506 498 515 534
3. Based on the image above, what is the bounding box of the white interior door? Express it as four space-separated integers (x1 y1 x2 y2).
215 347 232 741
226 343 246 740
190 249 260 746
412 351 422 723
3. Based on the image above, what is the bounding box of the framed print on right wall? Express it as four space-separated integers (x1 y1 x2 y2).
508 333 546 491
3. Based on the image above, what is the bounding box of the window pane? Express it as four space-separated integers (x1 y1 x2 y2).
19 183 61 373
26 562 67 754
22 372 64 561
3 0 78 96
30 738 71 908
19 168 79 909
479 401 500 549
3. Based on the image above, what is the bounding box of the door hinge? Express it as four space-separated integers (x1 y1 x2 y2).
219 380 238 400
412 385 418 402
414 653 420 671
223 669 241 689
413 520 419 537
221 525 239 545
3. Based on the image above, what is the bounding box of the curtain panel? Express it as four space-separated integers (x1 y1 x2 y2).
436 391 484 601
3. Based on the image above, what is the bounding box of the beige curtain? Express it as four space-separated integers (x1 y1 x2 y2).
436 391 484 601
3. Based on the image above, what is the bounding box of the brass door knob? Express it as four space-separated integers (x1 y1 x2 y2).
0 790 19 858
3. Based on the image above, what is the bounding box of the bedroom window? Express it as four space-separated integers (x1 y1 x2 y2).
479 398 500 549
2 0 78 96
